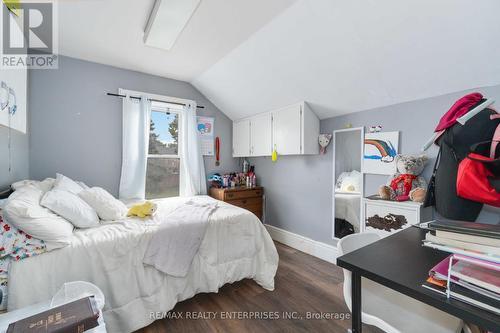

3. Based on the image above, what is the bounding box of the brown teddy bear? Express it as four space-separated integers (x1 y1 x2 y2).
379 154 428 202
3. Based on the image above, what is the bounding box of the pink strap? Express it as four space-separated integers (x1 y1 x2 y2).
491 114 500 159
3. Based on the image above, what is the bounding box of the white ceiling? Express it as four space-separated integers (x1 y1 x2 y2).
57 0 297 81
57 0 500 120
193 0 500 120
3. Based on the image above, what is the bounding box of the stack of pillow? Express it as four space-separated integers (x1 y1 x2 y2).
2 174 128 250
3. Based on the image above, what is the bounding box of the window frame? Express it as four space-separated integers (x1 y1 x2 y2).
118 88 195 199
146 104 183 199
148 104 182 160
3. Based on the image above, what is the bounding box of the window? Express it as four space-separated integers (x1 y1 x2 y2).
146 101 183 199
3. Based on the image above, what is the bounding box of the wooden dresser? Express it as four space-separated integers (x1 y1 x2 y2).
209 186 264 221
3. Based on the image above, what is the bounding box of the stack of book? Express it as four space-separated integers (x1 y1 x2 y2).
421 220 500 316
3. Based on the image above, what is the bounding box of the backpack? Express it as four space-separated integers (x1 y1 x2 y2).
456 114 500 207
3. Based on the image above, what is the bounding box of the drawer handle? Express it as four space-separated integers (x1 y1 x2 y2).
241 200 247 204
255 191 261 196
227 194 234 198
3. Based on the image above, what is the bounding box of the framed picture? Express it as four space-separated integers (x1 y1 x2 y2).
363 131 399 175
196 116 215 156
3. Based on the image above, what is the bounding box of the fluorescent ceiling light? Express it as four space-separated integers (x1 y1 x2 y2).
144 0 201 51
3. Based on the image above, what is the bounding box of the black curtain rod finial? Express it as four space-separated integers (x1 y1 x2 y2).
106 92 205 109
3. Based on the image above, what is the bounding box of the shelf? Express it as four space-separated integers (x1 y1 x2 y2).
334 191 361 196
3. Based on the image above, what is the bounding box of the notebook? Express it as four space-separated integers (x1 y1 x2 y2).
428 220 500 240
451 256 500 294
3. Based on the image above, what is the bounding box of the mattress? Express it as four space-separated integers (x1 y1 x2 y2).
7 196 279 333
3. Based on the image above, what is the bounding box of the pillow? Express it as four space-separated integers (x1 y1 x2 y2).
53 174 84 195
3 185 74 247
12 178 55 193
41 189 99 228
76 181 90 190
37 178 56 193
78 187 127 221
12 179 38 191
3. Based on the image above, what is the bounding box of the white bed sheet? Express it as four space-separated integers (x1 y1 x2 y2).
7 196 279 333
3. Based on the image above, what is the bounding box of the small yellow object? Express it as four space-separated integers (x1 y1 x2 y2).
272 149 278 162
127 201 158 218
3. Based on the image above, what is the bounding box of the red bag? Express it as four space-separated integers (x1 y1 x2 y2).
456 116 500 207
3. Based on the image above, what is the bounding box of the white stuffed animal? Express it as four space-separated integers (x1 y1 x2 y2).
318 134 333 155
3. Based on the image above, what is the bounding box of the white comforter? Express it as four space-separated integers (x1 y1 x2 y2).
7 196 279 333
143 199 218 277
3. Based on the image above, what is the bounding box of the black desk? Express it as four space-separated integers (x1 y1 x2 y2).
336 226 500 333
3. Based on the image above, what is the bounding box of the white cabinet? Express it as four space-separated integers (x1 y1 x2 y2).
232 120 250 157
250 112 272 156
232 102 319 157
272 102 319 155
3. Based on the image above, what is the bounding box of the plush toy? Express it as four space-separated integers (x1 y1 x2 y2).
318 134 333 155
379 154 428 202
127 201 158 218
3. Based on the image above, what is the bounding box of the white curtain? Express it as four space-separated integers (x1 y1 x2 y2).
180 102 207 196
119 96 151 200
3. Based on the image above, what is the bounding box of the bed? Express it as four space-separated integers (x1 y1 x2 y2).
7 196 279 333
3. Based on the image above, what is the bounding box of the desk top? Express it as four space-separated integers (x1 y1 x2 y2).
336 226 500 332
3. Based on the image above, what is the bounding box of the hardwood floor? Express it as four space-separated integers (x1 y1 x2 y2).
136 242 383 333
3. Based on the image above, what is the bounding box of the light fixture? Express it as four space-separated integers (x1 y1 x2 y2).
144 0 201 51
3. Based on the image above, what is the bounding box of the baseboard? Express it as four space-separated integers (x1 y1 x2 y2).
265 224 338 264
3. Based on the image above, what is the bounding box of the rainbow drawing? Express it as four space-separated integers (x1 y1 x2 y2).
364 139 397 163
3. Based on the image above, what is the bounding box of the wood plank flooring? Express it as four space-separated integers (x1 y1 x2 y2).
136 242 383 333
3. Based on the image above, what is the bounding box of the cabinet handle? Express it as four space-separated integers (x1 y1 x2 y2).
227 193 234 198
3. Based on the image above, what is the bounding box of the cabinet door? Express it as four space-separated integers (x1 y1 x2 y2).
272 104 302 155
250 113 272 156
233 120 250 157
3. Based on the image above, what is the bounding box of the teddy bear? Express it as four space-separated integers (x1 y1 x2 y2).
379 154 428 202
127 201 158 218
318 134 333 155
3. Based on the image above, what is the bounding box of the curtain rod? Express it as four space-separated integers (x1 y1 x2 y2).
106 93 205 109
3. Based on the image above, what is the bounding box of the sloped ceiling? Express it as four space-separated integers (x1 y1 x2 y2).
192 0 500 120
57 0 297 81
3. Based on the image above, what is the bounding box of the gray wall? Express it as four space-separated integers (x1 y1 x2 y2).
0 127 29 190
29 56 238 196
250 86 500 246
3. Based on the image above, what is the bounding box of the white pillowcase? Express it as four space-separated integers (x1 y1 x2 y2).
3 185 74 248
41 189 100 228
53 174 84 195
78 187 127 221
12 178 55 193
76 181 90 190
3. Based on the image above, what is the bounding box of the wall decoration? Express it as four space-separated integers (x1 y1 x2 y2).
196 116 214 156
0 67 27 133
318 133 332 155
363 131 399 175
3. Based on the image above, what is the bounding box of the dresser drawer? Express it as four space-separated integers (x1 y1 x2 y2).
224 188 263 200
227 197 262 208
